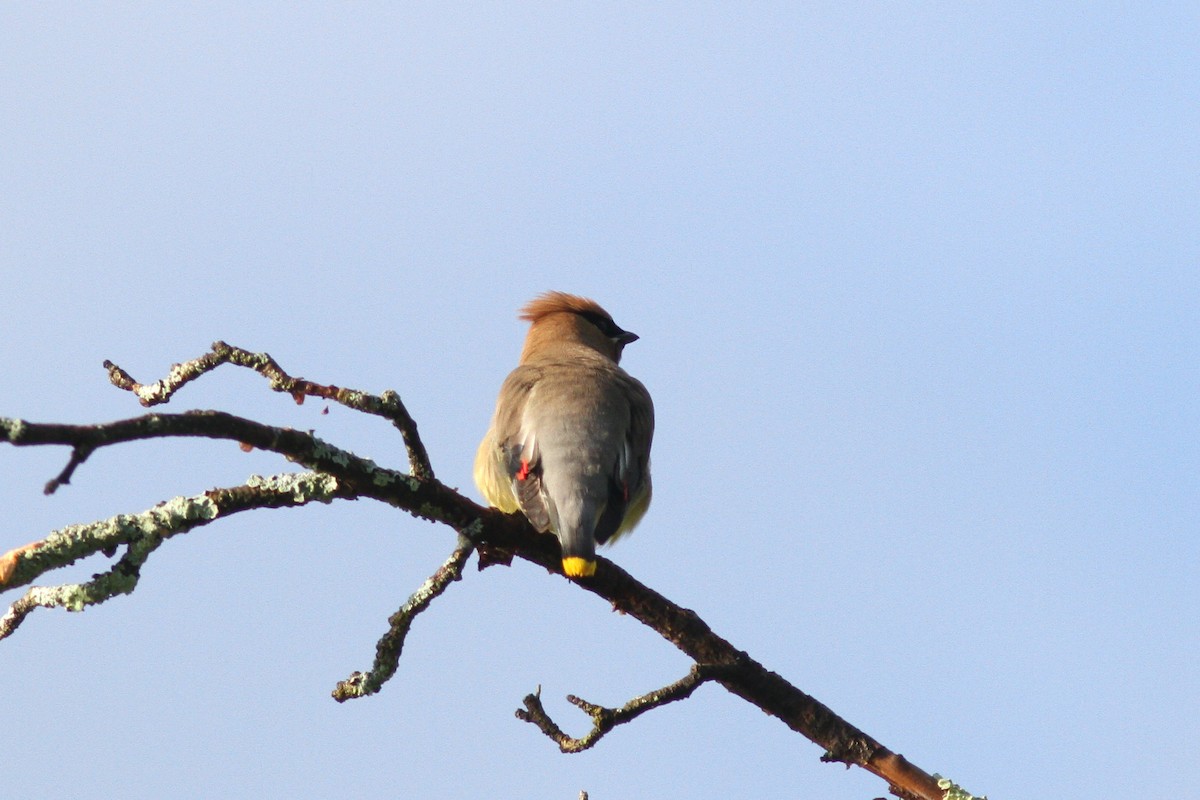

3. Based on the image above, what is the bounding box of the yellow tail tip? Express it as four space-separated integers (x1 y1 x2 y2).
562 557 597 578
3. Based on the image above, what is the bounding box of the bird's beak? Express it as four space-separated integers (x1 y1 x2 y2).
615 330 639 346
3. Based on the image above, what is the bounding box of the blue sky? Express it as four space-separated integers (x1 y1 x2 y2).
2 5 1196 798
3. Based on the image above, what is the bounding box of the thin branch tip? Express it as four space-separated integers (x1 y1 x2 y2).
333 542 472 701
43 444 94 494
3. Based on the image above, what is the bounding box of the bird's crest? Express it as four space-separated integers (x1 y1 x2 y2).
520 292 611 324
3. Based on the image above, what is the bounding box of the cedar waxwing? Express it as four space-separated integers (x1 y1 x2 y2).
474 292 654 579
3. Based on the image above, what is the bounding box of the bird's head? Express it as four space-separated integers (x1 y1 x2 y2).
519 291 639 364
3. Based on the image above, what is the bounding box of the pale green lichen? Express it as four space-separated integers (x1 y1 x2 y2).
20 564 144 616
1 417 28 441
64 569 139 611
167 362 192 383
935 775 987 800
306 472 341 498
37 516 139 568
342 456 418 491
2 469 366 636
64 590 88 612
246 471 341 502
159 493 218 523
309 438 356 468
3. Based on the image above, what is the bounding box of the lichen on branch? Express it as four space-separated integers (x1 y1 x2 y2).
0 471 351 639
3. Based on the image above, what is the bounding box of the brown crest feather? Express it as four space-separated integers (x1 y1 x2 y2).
520 292 612 324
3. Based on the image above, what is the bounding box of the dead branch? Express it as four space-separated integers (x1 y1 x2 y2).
516 663 737 753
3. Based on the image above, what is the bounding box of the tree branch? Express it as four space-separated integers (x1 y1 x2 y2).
0 472 354 638
0 343 980 800
105 341 434 479
332 534 474 702
516 663 736 753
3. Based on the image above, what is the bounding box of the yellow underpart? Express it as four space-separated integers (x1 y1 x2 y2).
473 435 519 513
607 482 652 544
562 557 597 578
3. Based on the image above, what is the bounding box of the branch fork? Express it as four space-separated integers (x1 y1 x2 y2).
516 663 733 753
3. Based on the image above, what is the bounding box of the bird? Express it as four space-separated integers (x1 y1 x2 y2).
474 291 654 579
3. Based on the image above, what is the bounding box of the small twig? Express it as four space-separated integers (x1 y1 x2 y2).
377 389 434 481
332 533 474 702
516 663 734 753
42 443 95 494
105 341 434 479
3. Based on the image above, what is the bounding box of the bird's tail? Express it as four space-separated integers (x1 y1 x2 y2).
558 523 597 578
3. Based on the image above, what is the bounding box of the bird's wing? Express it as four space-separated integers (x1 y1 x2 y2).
596 373 655 544
491 366 554 533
